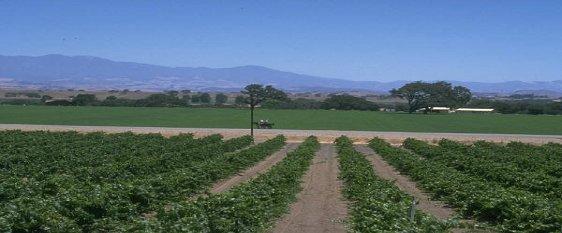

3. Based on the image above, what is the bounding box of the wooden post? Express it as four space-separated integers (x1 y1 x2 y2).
250 105 254 137
408 198 416 222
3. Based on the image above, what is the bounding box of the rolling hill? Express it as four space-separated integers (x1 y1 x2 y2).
1 54 561 95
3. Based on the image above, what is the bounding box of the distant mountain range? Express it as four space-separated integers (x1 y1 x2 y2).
1 54 561 96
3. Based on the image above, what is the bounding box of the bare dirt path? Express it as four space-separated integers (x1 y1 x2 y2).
1 124 560 144
210 143 300 194
271 144 348 233
354 145 456 220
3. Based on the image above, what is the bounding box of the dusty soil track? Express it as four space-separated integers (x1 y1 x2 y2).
1 124 560 144
210 143 299 194
271 144 348 233
354 145 456 219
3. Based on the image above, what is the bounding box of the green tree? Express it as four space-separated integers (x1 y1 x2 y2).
391 81 472 113
265 85 289 101
426 81 453 110
200 93 211 103
451 86 472 108
191 94 201 103
390 81 432 113
321 95 379 111
136 93 181 107
102 96 118 106
215 93 228 105
72 94 98 106
234 95 246 105
105 96 118 101
240 84 287 137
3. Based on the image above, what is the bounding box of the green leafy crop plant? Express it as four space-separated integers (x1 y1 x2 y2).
403 138 562 199
369 138 562 232
123 136 321 232
335 136 450 232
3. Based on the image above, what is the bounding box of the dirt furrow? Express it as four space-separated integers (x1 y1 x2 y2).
210 143 300 194
270 144 348 233
354 145 456 220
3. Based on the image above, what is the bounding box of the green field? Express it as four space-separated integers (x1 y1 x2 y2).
0 105 561 135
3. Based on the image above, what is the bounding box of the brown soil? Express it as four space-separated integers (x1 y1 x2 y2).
270 144 348 233
354 145 456 220
210 143 300 194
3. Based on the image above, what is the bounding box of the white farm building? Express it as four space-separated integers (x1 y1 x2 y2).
419 107 495 113
455 108 495 113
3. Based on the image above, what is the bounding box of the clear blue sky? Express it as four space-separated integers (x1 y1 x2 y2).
1 0 561 82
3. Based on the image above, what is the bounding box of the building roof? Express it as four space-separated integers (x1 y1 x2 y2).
431 107 450 110
456 108 494 112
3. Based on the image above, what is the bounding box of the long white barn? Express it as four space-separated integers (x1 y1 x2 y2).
419 107 495 113
456 108 495 112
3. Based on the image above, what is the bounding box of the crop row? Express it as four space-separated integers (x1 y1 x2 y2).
98 136 320 232
1 132 286 232
0 134 253 203
439 139 562 178
0 131 224 181
335 136 450 232
403 138 561 199
369 138 561 232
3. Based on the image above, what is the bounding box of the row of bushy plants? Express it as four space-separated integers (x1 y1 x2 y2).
335 136 450 232
439 139 562 178
0 133 242 203
403 138 561 199
92 136 320 232
0 132 287 232
369 138 561 232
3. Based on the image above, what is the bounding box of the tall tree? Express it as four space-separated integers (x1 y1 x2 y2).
241 84 286 137
265 85 289 101
426 81 453 111
241 84 266 137
390 81 431 113
391 81 472 113
451 86 472 108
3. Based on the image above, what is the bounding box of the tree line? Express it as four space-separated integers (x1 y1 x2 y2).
1 81 561 115
41 88 382 111
41 92 231 107
467 99 562 115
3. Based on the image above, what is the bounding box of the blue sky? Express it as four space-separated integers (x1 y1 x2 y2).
1 0 562 82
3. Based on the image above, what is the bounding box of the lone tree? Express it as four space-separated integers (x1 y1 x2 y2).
241 84 287 137
391 81 471 113
215 93 228 105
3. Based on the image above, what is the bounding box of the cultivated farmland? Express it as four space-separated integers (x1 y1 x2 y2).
1 130 561 232
1 105 562 135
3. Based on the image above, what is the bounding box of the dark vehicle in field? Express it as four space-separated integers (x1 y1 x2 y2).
254 119 274 129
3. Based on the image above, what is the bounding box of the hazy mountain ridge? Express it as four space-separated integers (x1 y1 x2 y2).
1 54 561 95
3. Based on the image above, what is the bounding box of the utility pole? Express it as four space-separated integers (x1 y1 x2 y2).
250 105 254 137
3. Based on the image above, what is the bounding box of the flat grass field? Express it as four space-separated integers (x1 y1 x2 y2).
0 105 561 135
